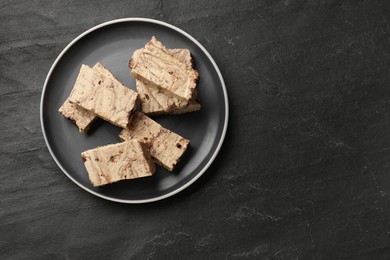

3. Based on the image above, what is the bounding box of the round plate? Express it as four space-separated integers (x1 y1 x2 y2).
40 18 228 203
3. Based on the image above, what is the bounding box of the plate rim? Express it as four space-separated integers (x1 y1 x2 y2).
40 17 229 203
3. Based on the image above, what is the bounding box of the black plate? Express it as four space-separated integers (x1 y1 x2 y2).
40 18 228 203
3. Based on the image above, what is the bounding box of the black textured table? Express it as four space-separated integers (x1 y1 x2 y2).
2 1 390 259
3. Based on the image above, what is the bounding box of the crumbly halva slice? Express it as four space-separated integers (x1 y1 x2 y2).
129 36 199 101
119 112 189 171
137 80 200 115
81 140 155 186
68 64 138 128
136 48 201 115
136 80 166 115
58 99 97 133
58 63 113 133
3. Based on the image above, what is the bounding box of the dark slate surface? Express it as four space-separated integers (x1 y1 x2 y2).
2 0 390 259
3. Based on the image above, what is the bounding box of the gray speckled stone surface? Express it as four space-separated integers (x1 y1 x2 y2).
2 0 390 259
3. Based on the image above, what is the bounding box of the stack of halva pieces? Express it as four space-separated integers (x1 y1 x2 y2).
59 37 200 186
